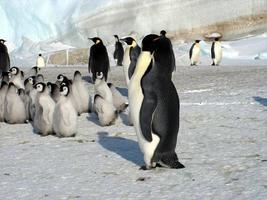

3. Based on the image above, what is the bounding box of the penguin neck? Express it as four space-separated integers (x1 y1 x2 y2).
130 41 137 48
133 51 152 79
94 78 104 86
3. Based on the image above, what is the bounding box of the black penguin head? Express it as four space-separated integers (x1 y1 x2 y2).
88 37 103 44
215 38 220 41
114 35 119 41
57 74 67 82
141 34 160 53
9 67 19 75
160 30 167 37
47 82 58 93
60 84 69 96
8 82 16 91
1 81 8 89
195 40 201 43
32 66 40 73
18 88 25 96
34 82 46 93
39 53 42 56
96 72 104 80
0 39 6 44
74 71 82 79
120 37 136 46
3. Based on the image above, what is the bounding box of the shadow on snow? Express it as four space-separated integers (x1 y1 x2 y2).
253 96 267 107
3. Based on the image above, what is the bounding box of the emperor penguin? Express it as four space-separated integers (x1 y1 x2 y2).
94 72 113 104
113 35 124 66
93 94 118 126
120 37 141 86
55 74 70 86
4 82 27 124
29 66 40 76
36 74 45 83
211 38 222 66
24 76 36 121
9 67 25 89
129 34 185 170
47 82 60 103
88 37 110 82
0 39 10 73
72 71 92 113
53 82 77 137
0 81 8 122
33 82 55 136
107 83 128 112
189 40 201 66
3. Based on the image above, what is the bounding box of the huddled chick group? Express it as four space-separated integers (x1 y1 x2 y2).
0 66 128 137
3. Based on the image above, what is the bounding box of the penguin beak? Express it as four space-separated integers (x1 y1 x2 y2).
153 37 161 42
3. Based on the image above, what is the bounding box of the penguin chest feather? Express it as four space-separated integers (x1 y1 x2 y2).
123 47 131 85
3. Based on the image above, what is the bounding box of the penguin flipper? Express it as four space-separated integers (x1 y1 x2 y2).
140 93 157 142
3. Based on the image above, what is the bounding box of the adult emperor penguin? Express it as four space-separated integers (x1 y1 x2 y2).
53 82 77 137
4 82 27 124
72 71 92 113
113 35 124 66
88 37 110 82
9 67 25 89
120 37 141 86
0 39 10 73
211 38 222 66
0 81 8 122
189 40 201 66
33 82 55 136
129 34 185 170
107 83 128 112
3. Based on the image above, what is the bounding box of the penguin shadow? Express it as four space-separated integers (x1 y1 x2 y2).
119 112 131 126
86 113 101 126
116 87 128 97
97 132 143 166
253 96 267 107
82 75 93 83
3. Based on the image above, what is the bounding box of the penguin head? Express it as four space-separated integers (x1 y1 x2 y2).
34 82 46 93
36 74 44 82
32 66 40 73
9 67 19 75
215 38 220 41
60 84 69 96
141 34 160 53
8 82 16 91
88 37 102 44
24 76 36 86
18 88 25 97
114 35 119 41
47 82 58 93
57 74 66 82
0 39 6 44
160 30 167 37
96 72 104 80
74 71 82 80
195 40 201 43
120 37 136 46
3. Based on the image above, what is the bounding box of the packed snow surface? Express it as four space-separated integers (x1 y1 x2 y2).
0 65 267 199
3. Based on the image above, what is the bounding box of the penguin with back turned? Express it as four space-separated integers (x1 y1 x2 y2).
0 39 10 73
120 37 141 86
113 35 124 66
129 34 184 170
88 37 110 82
211 38 222 66
189 40 201 66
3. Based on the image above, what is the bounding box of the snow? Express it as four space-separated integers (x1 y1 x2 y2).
1 65 267 199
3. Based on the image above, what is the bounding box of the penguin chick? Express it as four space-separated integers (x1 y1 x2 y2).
107 83 128 112
93 94 118 126
47 82 60 103
4 82 27 124
94 72 113 104
29 66 40 76
33 82 55 136
0 81 8 122
9 67 25 89
53 83 77 137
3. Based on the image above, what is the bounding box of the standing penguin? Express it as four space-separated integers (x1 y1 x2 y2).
107 83 128 112
0 39 10 73
88 37 110 82
53 82 77 137
47 82 60 103
189 40 201 66
94 72 113 104
9 67 25 89
0 81 8 122
29 66 40 76
113 35 124 66
129 34 184 170
4 82 27 124
33 82 55 136
121 37 141 86
211 38 222 66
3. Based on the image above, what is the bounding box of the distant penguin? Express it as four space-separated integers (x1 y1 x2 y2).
9 67 25 89
107 83 128 112
94 72 113 104
211 38 222 66
53 82 77 137
88 37 110 82
0 81 8 122
29 66 40 76
121 37 141 86
113 35 124 66
129 34 184 170
33 82 55 136
1 71 10 83
4 82 27 124
93 94 118 126
55 74 70 87
189 40 201 66
72 71 92 113
47 82 60 103
0 39 10 73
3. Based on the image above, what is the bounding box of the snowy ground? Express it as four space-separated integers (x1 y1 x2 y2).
0 65 267 200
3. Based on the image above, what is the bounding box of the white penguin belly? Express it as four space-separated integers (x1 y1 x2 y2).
214 43 222 64
129 52 160 166
123 47 131 85
191 46 200 64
